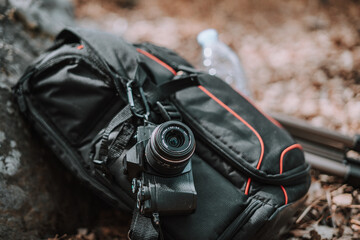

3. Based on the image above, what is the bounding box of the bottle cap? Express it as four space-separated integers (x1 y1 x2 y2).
197 29 218 46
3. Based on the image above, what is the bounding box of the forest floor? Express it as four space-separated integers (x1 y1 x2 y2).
56 0 360 239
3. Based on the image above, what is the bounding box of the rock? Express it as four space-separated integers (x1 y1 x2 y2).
8 0 75 36
0 1 129 239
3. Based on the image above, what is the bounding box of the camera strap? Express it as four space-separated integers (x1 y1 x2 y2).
129 208 162 240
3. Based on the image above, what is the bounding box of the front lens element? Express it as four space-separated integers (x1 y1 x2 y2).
165 129 185 148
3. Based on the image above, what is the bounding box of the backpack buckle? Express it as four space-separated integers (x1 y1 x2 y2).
127 80 150 121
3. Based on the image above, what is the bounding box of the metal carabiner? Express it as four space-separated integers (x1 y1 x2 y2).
127 80 150 121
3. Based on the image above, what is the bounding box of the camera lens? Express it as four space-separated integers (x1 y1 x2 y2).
145 121 196 175
165 130 184 148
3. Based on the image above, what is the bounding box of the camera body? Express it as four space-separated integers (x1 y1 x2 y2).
124 121 197 216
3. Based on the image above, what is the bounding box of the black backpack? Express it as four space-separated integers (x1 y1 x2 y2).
13 28 311 240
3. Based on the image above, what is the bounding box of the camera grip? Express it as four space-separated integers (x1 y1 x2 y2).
138 169 197 216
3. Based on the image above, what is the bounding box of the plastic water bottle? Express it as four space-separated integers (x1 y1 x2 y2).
197 29 250 96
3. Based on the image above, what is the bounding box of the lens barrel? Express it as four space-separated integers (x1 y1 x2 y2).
145 121 196 175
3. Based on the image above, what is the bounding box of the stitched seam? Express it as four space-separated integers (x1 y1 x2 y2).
249 194 280 208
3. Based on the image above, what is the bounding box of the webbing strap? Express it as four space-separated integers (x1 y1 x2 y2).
108 123 135 163
157 74 199 98
129 208 160 240
145 74 199 106
98 105 133 162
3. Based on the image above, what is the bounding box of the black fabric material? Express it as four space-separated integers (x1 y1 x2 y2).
14 31 135 211
13 28 311 240
129 208 159 240
145 74 200 106
99 105 133 161
134 42 193 74
28 43 127 146
56 28 138 80
108 122 135 163
174 74 309 185
162 154 246 240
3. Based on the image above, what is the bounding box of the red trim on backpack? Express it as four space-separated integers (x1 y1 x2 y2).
198 85 265 196
198 86 265 169
77 45 84 50
279 143 302 204
245 178 251 195
280 185 288 205
279 144 303 174
136 48 177 75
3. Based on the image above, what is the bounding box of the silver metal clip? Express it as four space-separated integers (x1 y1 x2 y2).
127 80 150 121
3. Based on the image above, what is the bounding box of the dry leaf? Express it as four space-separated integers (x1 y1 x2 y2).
351 219 360 226
351 224 360 232
333 194 353 206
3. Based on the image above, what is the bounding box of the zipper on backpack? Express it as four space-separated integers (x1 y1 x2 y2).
218 200 260 240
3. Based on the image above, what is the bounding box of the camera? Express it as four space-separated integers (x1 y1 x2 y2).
124 120 197 216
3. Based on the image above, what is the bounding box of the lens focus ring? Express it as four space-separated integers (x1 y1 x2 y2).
145 121 195 175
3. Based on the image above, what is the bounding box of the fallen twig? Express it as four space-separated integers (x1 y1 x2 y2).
296 185 347 224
